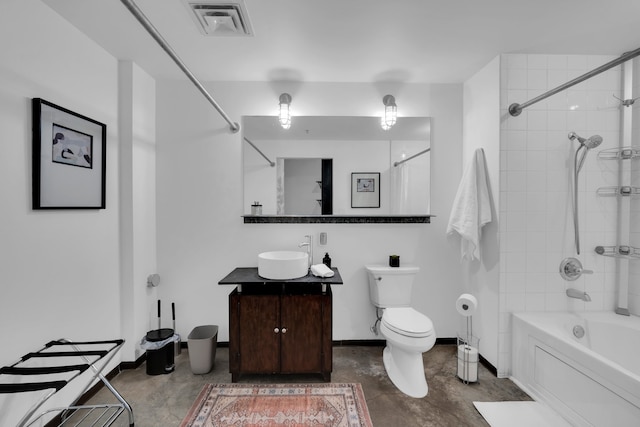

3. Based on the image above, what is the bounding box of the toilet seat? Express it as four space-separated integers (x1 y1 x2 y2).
382 307 434 338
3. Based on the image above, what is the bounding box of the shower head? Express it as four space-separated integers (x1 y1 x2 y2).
583 135 603 149
568 132 603 149
568 132 603 174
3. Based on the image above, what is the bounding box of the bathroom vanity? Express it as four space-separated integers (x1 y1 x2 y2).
219 267 342 382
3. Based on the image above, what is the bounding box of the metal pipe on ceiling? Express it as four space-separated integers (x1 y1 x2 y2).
120 0 240 133
508 47 640 117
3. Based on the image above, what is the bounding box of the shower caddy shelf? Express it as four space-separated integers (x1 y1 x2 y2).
597 146 640 160
596 186 640 197
594 146 640 259
0 338 134 427
595 245 640 260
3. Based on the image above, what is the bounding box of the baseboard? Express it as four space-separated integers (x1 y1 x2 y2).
332 337 457 346
129 339 497 376
435 337 457 345
479 354 497 376
178 341 229 348
328 337 498 376
184 338 461 348
333 339 386 346
121 352 146 370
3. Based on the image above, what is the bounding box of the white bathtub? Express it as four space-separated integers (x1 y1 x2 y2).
511 311 640 427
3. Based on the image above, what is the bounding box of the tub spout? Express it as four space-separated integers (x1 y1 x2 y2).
566 288 591 302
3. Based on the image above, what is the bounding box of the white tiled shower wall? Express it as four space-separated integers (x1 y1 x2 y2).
498 54 624 376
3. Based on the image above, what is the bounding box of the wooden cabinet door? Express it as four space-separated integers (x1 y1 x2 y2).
280 294 323 373
238 294 280 373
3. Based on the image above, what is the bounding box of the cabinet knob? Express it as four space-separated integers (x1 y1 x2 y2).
281 327 287 334
274 328 280 333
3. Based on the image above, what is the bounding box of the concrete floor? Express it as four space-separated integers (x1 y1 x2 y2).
84 344 530 426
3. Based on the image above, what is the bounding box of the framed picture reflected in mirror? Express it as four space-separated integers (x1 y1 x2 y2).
351 172 380 208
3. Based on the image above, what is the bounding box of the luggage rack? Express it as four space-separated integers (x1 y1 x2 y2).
0 339 133 427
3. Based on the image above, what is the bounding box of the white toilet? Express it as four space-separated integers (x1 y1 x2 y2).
365 264 435 398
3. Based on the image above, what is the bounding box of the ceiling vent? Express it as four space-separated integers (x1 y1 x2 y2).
183 0 253 37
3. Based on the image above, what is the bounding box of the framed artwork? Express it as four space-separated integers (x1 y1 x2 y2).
32 98 106 209
351 172 380 208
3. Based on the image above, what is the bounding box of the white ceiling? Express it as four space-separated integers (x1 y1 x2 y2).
44 0 640 84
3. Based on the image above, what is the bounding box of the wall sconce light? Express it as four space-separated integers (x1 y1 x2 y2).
279 93 292 129
382 94 397 130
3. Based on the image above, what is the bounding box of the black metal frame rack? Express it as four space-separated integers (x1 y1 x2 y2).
0 339 134 427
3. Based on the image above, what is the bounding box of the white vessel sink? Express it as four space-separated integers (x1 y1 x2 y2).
258 251 309 280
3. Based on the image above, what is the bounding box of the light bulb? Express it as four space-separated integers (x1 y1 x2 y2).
279 93 292 129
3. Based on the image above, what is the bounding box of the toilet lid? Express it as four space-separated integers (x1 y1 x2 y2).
382 307 434 338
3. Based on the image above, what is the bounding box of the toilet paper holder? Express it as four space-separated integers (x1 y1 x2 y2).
456 293 479 384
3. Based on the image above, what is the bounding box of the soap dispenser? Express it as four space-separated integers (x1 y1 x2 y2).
322 253 331 268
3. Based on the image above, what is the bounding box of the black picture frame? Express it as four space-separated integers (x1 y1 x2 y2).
351 172 380 208
32 98 106 209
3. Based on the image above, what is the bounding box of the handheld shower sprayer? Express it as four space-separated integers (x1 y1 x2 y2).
568 131 603 147
568 132 603 254
568 131 602 176
569 132 603 171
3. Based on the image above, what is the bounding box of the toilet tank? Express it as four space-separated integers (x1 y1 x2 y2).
365 264 419 308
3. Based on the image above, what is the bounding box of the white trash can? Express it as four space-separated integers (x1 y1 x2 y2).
187 325 218 374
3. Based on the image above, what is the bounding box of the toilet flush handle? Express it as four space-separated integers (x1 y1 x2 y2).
376 277 382 281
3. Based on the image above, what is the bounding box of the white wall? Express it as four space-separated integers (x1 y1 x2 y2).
118 61 159 360
284 158 322 215
462 56 501 368
498 54 622 376
0 2 157 424
0 1 120 424
155 82 464 344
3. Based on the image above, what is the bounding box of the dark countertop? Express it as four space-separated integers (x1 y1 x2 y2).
218 267 343 285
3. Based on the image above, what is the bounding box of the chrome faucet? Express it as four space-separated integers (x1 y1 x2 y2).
566 288 591 302
559 257 593 281
298 234 313 269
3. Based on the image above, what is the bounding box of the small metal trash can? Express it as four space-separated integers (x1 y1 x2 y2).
187 325 218 374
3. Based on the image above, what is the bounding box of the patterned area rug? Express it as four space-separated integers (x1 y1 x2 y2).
179 383 373 427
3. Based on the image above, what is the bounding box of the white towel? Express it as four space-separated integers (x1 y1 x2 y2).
310 263 334 278
447 148 492 261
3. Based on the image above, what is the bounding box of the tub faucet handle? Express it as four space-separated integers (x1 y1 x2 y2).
559 257 592 281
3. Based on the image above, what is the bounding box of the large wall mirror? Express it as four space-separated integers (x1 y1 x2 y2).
242 116 431 223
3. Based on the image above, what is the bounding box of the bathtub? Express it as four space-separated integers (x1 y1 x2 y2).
511 311 640 427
